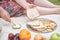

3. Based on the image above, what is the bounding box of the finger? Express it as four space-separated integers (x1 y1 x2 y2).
31 4 36 7
1 13 11 22
26 4 36 9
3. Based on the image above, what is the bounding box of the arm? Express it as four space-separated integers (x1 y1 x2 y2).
15 0 30 9
34 0 59 8
0 7 11 22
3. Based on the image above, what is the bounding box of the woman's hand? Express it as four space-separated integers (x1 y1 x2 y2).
0 7 11 22
23 4 37 14
26 4 36 9
0 12 11 23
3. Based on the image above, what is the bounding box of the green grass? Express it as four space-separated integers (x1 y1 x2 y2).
49 0 60 5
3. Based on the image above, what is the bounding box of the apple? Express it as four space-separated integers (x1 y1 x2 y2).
34 34 43 40
14 33 20 40
22 38 29 40
50 33 60 40
8 33 14 40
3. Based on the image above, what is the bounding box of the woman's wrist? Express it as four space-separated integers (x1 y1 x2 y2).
23 3 31 9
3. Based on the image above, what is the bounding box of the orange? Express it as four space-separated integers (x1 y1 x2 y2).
19 29 31 40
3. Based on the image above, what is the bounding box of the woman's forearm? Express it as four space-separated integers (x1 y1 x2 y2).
34 0 57 8
0 7 11 22
15 0 30 9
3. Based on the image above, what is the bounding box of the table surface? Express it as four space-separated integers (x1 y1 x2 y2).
0 14 60 40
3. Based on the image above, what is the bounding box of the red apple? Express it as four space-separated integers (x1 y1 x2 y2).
14 33 20 40
34 34 43 40
8 33 14 40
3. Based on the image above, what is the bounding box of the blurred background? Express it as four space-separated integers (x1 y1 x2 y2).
49 0 60 5
0 0 60 5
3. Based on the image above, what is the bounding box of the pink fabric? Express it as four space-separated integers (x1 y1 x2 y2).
0 0 34 17
0 0 24 17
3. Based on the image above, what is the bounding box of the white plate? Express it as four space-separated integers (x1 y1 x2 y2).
27 18 57 33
